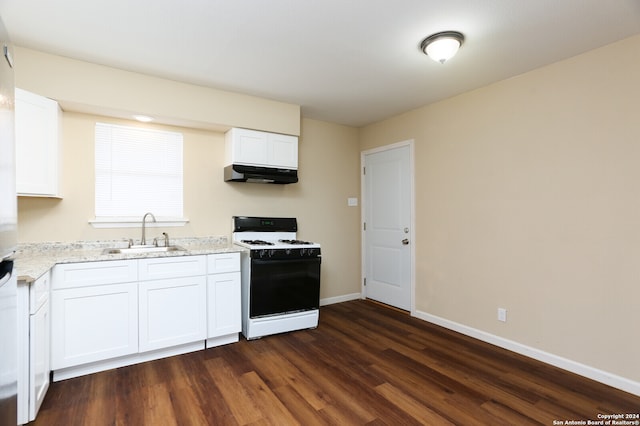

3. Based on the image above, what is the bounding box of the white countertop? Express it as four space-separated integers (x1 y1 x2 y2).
15 236 245 283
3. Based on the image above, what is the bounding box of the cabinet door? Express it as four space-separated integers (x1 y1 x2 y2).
267 132 298 169
16 282 29 424
15 88 61 197
207 272 241 338
139 276 206 352
227 128 269 166
29 298 49 421
51 283 138 369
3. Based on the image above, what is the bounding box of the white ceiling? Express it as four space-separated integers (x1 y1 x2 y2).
1 0 639 127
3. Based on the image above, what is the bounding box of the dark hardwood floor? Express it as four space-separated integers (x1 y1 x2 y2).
34 300 639 425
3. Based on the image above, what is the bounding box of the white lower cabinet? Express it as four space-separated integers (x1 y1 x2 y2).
51 260 140 379
138 256 207 352
51 282 139 369
206 252 241 346
17 271 51 424
207 272 241 338
139 276 206 352
50 253 241 383
29 297 49 420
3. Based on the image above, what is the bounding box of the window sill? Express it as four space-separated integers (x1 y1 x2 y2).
89 217 189 229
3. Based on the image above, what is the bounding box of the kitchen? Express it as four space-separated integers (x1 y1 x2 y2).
4 43 364 426
1 1 640 424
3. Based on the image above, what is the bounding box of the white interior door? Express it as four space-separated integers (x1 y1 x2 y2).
362 142 413 311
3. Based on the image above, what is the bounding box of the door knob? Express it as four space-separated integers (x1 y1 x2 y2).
402 239 409 245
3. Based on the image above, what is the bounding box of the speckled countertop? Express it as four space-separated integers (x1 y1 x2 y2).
15 236 246 283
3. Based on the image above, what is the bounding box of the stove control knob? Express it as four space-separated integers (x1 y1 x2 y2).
285 249 291 256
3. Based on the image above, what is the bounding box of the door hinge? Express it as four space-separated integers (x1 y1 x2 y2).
364 277 367 286
363 166 366 175
363 222 366 231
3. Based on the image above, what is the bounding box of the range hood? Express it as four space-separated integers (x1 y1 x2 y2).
224 164 298 184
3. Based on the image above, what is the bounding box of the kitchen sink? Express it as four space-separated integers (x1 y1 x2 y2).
101 245 186 255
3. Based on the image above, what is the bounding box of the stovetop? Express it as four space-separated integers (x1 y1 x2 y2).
232 216 320 250
234 238 320 250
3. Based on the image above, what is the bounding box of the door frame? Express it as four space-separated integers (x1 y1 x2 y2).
360 139 416 314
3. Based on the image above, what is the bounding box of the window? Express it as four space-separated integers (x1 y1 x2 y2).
92 122 185 227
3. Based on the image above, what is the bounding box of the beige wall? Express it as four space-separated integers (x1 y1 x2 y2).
15 47 300 135
18 114 361 301
360 35 640 383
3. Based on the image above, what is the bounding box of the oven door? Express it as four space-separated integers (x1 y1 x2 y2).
249 257 321 318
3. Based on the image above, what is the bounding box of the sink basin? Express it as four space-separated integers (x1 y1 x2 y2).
102 245 186 255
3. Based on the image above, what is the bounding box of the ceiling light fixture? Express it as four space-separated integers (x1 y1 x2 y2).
420 31 464 64
133 115 154 123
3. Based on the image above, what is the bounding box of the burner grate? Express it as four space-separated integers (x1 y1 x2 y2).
279 239 314 245
241 240 275 246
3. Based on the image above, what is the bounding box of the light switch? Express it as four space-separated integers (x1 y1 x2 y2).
347 197 358 207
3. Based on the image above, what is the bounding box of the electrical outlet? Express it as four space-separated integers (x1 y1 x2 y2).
497 308 507 322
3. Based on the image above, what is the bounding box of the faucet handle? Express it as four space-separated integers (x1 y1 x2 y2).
152 233 170 247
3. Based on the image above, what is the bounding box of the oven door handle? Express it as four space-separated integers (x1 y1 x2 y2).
252 257 321 266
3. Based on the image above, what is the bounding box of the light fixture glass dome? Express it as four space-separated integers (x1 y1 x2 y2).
133 115 154 123
420 31 465 64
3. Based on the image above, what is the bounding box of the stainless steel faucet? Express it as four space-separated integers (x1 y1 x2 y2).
141 212 156 245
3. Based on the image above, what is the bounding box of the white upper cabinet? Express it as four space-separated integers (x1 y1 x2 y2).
15 88 62 197
225 128 298 169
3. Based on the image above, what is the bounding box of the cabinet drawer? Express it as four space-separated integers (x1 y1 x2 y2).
207 252 240 274
52 260 137 290
138 255 206 280
30 270 50 314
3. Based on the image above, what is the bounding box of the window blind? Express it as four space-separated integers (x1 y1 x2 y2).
95 123 183 219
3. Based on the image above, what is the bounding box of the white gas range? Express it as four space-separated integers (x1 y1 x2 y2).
232 216 321 339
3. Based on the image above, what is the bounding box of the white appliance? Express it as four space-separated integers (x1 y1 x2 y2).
0 15 17 426
232 216 321 339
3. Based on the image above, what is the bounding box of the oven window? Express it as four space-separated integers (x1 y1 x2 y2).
250 257 321 317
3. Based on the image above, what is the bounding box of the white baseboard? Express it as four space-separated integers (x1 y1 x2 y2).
52 341 205 382
320 292 361 306
413 309 640 397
